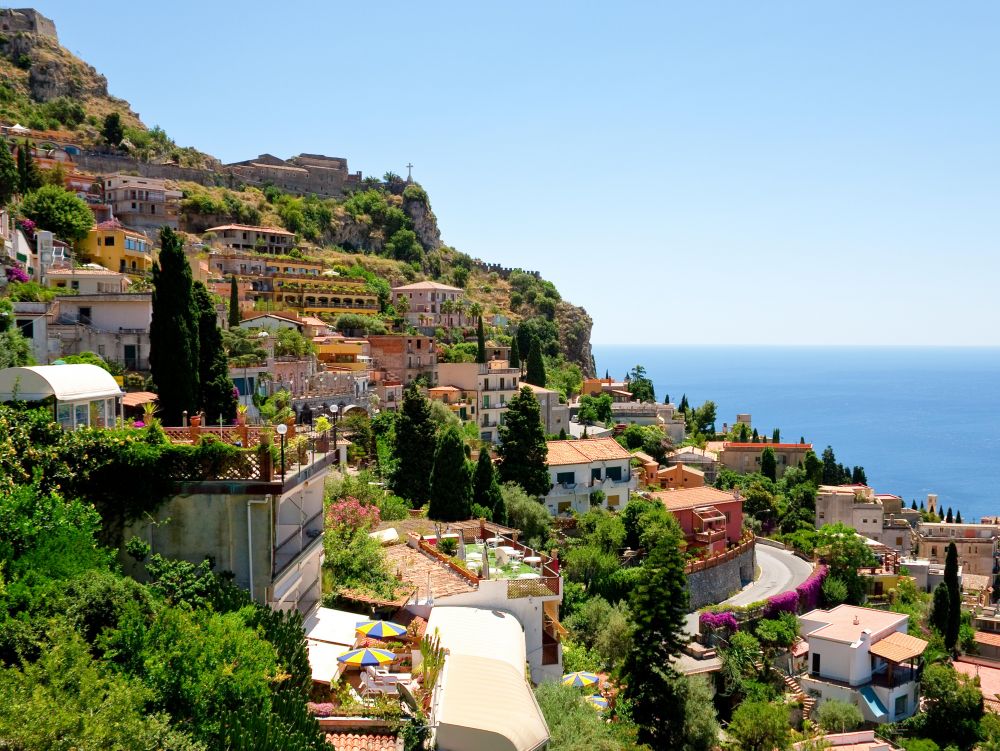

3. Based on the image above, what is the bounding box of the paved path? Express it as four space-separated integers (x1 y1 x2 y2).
684 544 814 635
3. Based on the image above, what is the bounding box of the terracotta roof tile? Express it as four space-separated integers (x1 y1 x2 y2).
650 486 741 511
976 631 1000 648
546 437 631 466
325 731 398 750
868 631 928 663
382 543 477 599
205 223 294 235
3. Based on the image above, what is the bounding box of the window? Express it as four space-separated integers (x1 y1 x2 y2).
591 468 602 482
105 236 115 246
606 466 623 482
556 471 575 485
811 653 820 675
819 512 825 519
483 395 490 409
16 319 33 338
894 694 907 716
70 280 79 290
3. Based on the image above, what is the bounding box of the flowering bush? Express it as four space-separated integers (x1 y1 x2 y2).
763 589 799 618
17 218 35 235
699 610 738 633
325 495 381 531
306 702 335 717
5 266 29 283
795 564 828 612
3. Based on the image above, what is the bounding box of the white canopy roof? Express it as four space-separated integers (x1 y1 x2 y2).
303 606 363 648
426 606 527 676
0 365 122 403
435 654 549 751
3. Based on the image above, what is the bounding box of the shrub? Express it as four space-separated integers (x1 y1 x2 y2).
325 496 381 531
817 699 863 733
377 494 409 521
700 610 738 633
795 564 828 612
763 589 799 618
437 537 458 556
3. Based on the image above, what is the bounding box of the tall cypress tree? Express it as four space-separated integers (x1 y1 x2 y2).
16 140 41 194
194 282 237 422
476 316 487 364
931 582 950 636
472 449 505 524
394 383 436 506
228 276 241 328
508 331 520 370
946 507 954 524
760 446 777 482
525 336 546 387
149 227 199 424
944 541 961 651
621 519 691 748
497 386 549 497
429 424 472 522
0 139 17 206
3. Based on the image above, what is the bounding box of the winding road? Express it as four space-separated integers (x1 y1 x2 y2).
683 543 813 636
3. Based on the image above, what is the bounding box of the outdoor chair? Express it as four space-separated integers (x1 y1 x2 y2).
360 672 399 696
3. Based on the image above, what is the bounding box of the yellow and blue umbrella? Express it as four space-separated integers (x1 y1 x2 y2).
336 647 396 666
586 694 609 710
356 620 407 639
561 671 599 688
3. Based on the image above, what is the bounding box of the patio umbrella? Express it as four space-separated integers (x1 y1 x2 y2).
355 620 407 639
336 647 396 666
561 671 599 688
586 695 609 710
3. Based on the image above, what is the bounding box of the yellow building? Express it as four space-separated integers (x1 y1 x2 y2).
77 220 154 280
313 334 370 371
271 274 378 318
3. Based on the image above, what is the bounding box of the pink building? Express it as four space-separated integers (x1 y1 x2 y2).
650 486 744 555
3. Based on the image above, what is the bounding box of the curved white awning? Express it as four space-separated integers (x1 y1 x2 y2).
0 364 122 402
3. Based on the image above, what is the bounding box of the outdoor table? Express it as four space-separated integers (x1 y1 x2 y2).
486 537 503 546
523 556 542 565
517 572 541 579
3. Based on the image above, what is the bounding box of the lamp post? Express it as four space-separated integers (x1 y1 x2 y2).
276 422 287 478
330 403 340 465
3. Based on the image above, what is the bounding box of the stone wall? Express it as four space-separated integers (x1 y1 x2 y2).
72 153 228 187
687 543 756 610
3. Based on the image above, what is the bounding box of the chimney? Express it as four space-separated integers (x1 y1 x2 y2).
853 615 860 625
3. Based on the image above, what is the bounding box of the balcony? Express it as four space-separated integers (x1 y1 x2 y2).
694 528 726 544
274 508 324 576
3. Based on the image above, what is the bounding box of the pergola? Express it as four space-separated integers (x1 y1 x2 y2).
870 631 928 688
0 364 123 429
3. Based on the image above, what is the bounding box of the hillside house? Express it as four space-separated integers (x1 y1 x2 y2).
719 441 813 478
544 437 636 515
650 486 744 555
103 174 180 232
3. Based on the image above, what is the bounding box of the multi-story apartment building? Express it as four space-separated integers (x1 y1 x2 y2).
77 220 155 279
391 281 468 332
544 437 636 514
816 484 916 555
45 266 130 294
915 521 1000 576
436 360 521 443
368 334 437 387
204 223 295 255
102 174 181 232
651 486 745 555
718 441 814 479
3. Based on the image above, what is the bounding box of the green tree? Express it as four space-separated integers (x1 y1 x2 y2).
817 699 863 733
620 517 690 748
921 663 984 750
772 428 780 443
533 682 630 751
472 450 505 524
816 522 877 604
0 138 17 206
393 383 436 505
476 316 486 363
525 336 546 386
803 449 823 484
578 393 612 425
509 331 520 370
728 700 791 751
945 541 961 651
760 446 777 481
931 582 951 635
497 386 550 497
626 364 655 402
852 465 867 484
102 112 125 146
193 282 236 422
16 140 42 193
385 228 422 263
680 674 720 751
428 425 472 522
19 184 94 243
0 298 33 367
690 400 717 435
228 276 240 328
149 227 199 425
501 483 551 548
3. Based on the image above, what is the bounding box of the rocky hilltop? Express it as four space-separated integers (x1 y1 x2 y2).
0 7 595 375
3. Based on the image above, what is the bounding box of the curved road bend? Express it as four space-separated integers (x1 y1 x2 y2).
683 544 813 636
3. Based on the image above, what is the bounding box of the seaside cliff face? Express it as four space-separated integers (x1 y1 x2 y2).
556 302 596 377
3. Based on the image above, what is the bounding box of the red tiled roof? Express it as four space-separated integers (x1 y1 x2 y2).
325 731 398 750
546 437 632 465
205 223 294 235
976 631 1000 648
122 391 157 408
382 543 477 599
723 442 813 450
651 486 742 511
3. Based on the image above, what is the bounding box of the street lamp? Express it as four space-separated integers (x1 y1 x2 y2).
275 422 287 478
329 403 340 464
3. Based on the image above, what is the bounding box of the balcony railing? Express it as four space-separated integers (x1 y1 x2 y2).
694 528 726 544
273 509 324 575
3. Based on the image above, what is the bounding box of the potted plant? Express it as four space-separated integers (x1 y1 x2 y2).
236 403 248 426
314 415 331 452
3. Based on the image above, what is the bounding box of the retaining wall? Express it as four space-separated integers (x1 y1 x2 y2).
687 542 756 610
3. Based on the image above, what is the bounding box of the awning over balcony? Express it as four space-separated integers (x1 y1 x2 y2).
0 364 121 402
870 631 928 663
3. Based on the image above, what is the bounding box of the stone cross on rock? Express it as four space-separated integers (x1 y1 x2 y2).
406 162 414 181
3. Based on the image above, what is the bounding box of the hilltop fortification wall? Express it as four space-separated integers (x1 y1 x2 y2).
0 8 56 40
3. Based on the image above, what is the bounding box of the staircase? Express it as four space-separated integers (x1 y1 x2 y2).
782 672 816 718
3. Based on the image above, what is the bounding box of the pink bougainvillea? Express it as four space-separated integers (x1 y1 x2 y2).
325 495 381 531
5 266 29 283
763 589 799 618
17 219 35 235
699 610 739 632
794 564 828 613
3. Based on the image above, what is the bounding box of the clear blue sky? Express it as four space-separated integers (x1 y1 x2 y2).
33 1 1000 345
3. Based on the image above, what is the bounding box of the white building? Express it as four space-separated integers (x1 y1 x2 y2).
798 605 928 724
544 437 636 515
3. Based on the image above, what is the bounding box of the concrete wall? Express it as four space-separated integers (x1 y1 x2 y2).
686 543 756 609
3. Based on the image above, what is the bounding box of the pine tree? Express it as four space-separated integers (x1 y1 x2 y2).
394 383 436 505
102 112 124 147
228 276 241 328
931 582 950 635
852 466 867 485
508 333 520 370
760 446 777 482
944 542 961 651
472 450 505 524
16 141 41 194
620 520 690 748
821 447 839 485
946 507 954 524
194 282 237 422
0 139 18 206
476 316 487 364
497 386 550 497
751 428 759 443
525 337 546 387
911 500 918 510
772 428 780 443
558 427 567 440
428 424 472 522
149 227 199 424
679 394 689 413
956 510 963 524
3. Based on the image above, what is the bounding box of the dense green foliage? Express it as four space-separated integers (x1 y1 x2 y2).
193 282 236 422
534 681 640 751
0 138 16 205
472 450 505 524
525 337 547 386
228 276 241 327
19 183 94 242
626 364 655 402
945 541 961 650
497 387 550 497
817 698 863 732
578 392 612 425
428 424 472 521
393 383 436 505
728 700 791 751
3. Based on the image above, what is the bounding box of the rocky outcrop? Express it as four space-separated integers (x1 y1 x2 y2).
403 194 442 251
555 301 596 377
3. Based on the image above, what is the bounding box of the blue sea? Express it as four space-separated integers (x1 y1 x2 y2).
592 346 1000 522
